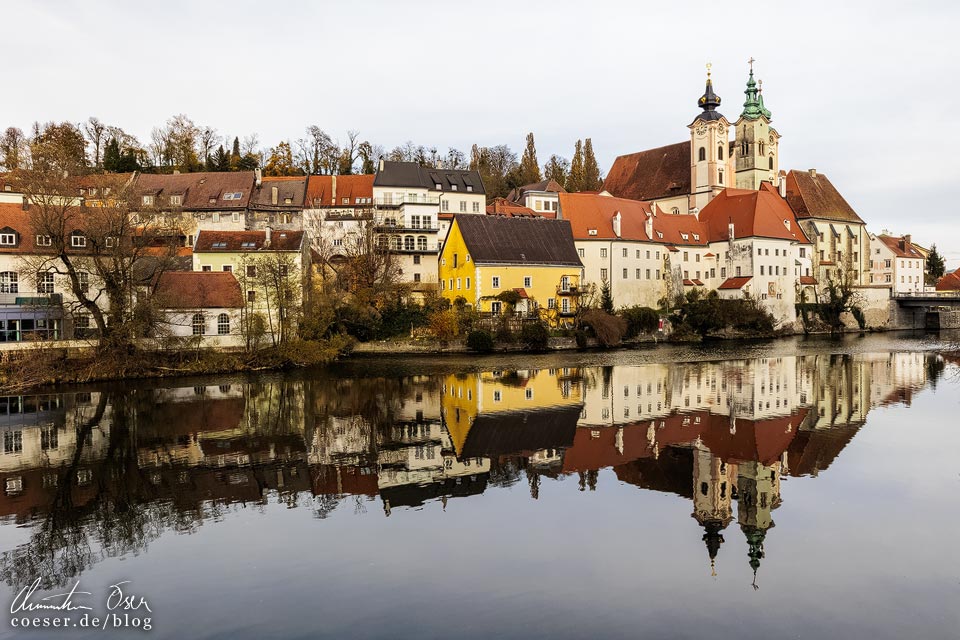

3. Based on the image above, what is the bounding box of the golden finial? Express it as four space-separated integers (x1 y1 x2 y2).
706 62 713 79
711 559 717 578
758 79 763 94
748 56 755 72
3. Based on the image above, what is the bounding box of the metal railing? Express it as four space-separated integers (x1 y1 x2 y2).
374 196 440 207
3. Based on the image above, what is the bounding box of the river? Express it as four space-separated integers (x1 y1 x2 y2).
0 332 957 639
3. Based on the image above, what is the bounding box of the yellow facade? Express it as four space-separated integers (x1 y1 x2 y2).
438 218 582 326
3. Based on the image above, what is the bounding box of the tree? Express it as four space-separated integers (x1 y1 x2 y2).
30 122 87 176
263 141 302 176
230 136 242 169
83 117 108 170
197 126 219 170
210 145 231 172
470 143 519 200
582 138 603 191
241 252 301 346
600 280 614 312
567 140 585 192
927 244 946 280
151 114 200 171
0 126 27 170
542 154 569 188
518 132 541 186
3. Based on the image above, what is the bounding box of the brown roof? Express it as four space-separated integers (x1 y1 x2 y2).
153 271 243 308
0 202 104 255
558 193 708 246
133 171 256 210
936 268 960 291
699 184 810 243
799 275 818 285
249 176 307 210
194 230 304 252
505 179 567 204
305 174 374 207
719 276 753 289
877 234 923 259
485 197 550 218
452 214 582 267
783 169 864 224
603 141 691 201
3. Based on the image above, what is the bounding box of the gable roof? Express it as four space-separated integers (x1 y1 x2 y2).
153 271 243 309
305 174 374 207
486 197 550 218
194 229 304 252
603 141 691 202
452 215 581 266
783 169 864 224
699 184 810 243
558 193 708 246
133 171 256 210
374 161 485 194
719 276 753 290
876 234 923 259
936 268 960 291
505 179 566 204
249 176 307 210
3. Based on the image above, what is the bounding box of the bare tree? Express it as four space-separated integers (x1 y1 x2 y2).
197 126 220 169
83 117 108 169
0 126 28 170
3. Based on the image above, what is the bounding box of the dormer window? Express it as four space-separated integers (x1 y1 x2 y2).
783 219 791 230
208 196 217 204
466 185 473 192
451 184 458 191
212 241 228 249
36 235 51 247
0 233 16 246
657 231 664 239
693 234 700 241
681 233 689 241
105 237 116 248
71 234 87 248
435 183 442 189
169 195 182 206
142 195 154 206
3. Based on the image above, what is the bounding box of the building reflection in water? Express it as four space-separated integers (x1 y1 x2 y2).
0 351 945 589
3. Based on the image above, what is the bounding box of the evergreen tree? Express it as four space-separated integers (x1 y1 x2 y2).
103 137 122 173
582 138 602 191
600 281 614 312
117 149 140 172
518 132 541 186
927 244 946 279
567 140 585 192
230 136 241 170
212 145 231 172
542 154 569 188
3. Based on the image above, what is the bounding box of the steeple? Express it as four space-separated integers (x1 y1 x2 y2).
702 520 726 577
696 63 724 121
740 58 772 121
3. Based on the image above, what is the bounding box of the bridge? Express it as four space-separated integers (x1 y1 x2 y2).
893 292 960 329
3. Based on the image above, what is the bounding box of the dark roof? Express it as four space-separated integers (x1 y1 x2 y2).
783 170 864 224
374 160 485 194
153 271 243 308
249 177 307 210
603 141 691 201
453 215 582 266
194 229 304 252
133 171 256 210
459 406 580 459
505 179 566 203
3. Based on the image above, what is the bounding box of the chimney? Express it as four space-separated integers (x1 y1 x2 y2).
271 186 278 205
904 234 912 248
378 157 384 172
331 174 337 205
612 211 622 238
778 174 786 197
728 218 735 242
264 226 272 248
645 213 653 240
808 168 817 178
254 168 263 187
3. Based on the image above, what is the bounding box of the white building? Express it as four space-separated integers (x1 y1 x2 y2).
869 233 925 293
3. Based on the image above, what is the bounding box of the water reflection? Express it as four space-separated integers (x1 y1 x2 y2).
0 352 945 591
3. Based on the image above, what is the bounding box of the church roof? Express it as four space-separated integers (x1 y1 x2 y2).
558 193 708 245
603 141 691 202
699 184 810 243
783 169 864 224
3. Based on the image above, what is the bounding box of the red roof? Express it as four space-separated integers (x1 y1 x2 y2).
799 275 818 285
877 234 923 259
134 172 256 210
153 271 243 308
558 193 708 245
699 184 810 243
936 268 960 291
783 169 864 224
305 174 374 207
195 229 304 252
718 276 753 290
603 141 691 201
486 197 551 218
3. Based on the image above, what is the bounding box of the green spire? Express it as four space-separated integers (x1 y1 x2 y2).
740 58 772 121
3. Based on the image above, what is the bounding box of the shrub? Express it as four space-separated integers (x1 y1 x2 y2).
428 309 460 341
495 319 515 343
574 330 588 349
851 306 866 330
519 321 550 351
669 290 775 338
621 306 660 337
466 329 495 353
582 309 627 347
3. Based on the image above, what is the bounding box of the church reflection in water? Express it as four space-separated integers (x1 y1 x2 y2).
0 352 946 589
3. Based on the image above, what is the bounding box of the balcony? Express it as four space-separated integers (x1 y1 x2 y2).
374 222 440 233
0 292 63 306
374 196 440 208
556 285 580 296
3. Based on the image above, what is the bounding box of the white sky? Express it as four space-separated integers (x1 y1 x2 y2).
5 0 957 266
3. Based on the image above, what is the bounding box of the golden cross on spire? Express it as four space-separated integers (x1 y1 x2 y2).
758 79 763 93
706 62 712 79
748 57 756 72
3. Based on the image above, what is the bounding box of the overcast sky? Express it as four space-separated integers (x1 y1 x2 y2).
6 1 957 265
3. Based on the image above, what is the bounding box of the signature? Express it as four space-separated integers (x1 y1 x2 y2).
10 579 152 614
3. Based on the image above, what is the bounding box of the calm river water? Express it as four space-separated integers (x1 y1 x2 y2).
0 333 958 639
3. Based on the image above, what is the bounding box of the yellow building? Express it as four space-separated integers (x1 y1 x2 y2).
439 214 583 326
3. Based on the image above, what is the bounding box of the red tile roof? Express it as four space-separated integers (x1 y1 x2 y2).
799 275 818 285
699 184 810 243
877 234 923 259
0 202 99 255
153 271 243 308
305 174 374 207
719 276 753 289
603 141 691 201
936 268 960 291
485 197 550 217
783 169 864 224
133 171 256 210
558 193 708 245
194 230 304 252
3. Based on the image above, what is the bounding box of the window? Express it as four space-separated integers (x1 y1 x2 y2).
37 272 54 294
622 268 628 279
142 195 154 206
561 298 570 313
560 276 569 291
247 290 256 302
718 145 723 160
698 147 706 161
622 248 628 258
466 277 471 289
684 251 689 261
453 253 458 267
192 313 206 335
600 248 607 258
222 265 233 272
769 156 774 170
491 301 502 315
761 266 765 275
636 269 641 279
548 298 556 309
645 269 651 279
78 271 89 294
472 201 480 213
36 235 51 247
441 200 449 212
169 195 182 206
578 248 584 258
417 236 427 251
456 278 461 289
721 267 726 278
524 276 532 288
459 201 467 212
71 235 87 248
218 313 230 335
413 273 421 283
0 233 16 245
0 272 17 293
404 236 414 251
600 268 608 281
413 254 421 265
333 238 343 247
201 265 211 272
105 236 116 248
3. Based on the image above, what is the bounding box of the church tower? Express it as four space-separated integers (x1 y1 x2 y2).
734 59 780 190
691 443 737 576
736 460 782 588
689 64 732 211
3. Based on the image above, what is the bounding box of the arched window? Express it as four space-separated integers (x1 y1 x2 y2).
759 141 765 155
217 313 230 335
404 235 414 251
717 145 723 160
417 236 427 251
768 155 774 170
0 271 18 294
698 147 706 162
192 313 205 336
391 235 401 250
741 140 748 156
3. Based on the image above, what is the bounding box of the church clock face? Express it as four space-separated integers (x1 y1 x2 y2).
695 124 707 137
718 123 725 135
768 134 775 144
